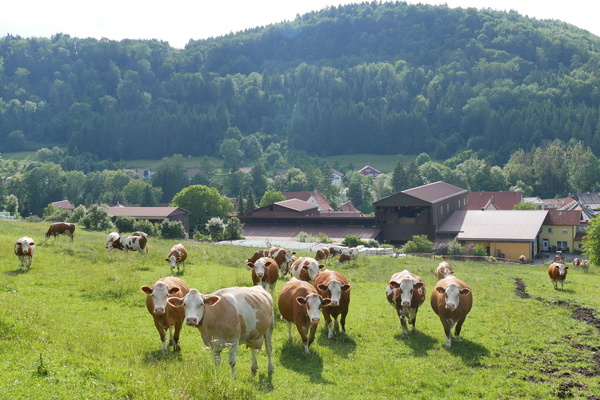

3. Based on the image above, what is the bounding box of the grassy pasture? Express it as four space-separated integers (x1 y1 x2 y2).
1 220 599 399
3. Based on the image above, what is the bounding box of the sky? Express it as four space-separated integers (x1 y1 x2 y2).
1 0 599 49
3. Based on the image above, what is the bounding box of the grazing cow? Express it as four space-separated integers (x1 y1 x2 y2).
111 234 147 254
45 222 75 242
141 276 190 354
290 256 324 283
572 258 581 267
315 247 330 262
246 247 296 277
430 276 473 347
168 286 274 377
435 261 454 279
14 236 35 271
386 270 426 337
314 270 351 339
548 262 568 290
165 243 187 274
247 257 279 293
519 255 527 264
580 259 590 272
106 232 120 252
132 231 148 238
278 278 331 354
338 247 359 265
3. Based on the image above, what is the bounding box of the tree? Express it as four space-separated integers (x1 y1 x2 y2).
259 189 286 207
171 185 232 232
220 138 243 169
583 216 600 266
223 217 244 240
23 162 65 216
205 217 225 241
123 179 162 206
80 204 114 231
153 155 187 203
513 202 538 210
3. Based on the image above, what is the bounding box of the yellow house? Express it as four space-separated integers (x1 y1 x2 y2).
437 210 549 262
540 210 582 253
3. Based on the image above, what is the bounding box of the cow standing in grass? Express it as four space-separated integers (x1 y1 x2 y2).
14 236 35 271
290 256 324 283
430 276 473 347
548 262 568 290
165 243 187 274
386 270 426 337
46 222 75 242
314 270 351 339
435 261 454 279
247 257 279 293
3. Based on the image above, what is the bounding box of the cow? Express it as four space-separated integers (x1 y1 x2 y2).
315 247 330 262
519 255 527 264
168 286 274 377
246 247 296 277
580 259 590 271
386 270 426 337
132 231 148 239
435 261 454 279
14 236 35 271
106 232 120 252
111 234 147 254
247 257 279 293
430 276 473 347
572 258 581 267
548 262 568 290
328 246 344 258
278 278 331 354
290 256 324 283
165 243 187 274
314 270 351 339
141 276 190 354
45 222 75 242
338 247 359 265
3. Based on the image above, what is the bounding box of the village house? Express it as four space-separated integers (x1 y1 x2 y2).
467 191 523 210
540 209 582 253
358 165 381 177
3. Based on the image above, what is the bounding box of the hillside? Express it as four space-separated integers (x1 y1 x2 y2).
0 2 599 164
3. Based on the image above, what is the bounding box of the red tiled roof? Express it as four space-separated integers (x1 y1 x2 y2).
468 192 523 210
544 210 582 226
283 189 333 211
274 199 318 212
402 181 467 203
108 206 189 218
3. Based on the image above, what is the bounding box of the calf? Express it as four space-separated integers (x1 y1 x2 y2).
435 261 454 279
290 256 324 283
386 270 426 337
247 257 279 293
168 286 274 377
315 247 330 262
338 247 359 265
111 234 147 254
548 262 568 290
141 276 190 354
106 232 120 252
165 243 187 274
278 278 331 354
14 236 35 271
430 276 473 347
45 222 75 242
314 270 351 339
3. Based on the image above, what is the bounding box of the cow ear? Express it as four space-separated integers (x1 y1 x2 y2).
292 251 296 255
317 284 328 292
141 286 153 294
318 264 325 270
296 297 307 305
168 287 180 295
321 298 332 307
167 297 184 307
164 258 169 262
389 281 400 288
341 284 351 291
30 242 35 246
203 295 221 306
246 262 254 269
302 265 309 270
264 261 272 267
413 282 424 289
435 286 446 294
459 288 471 295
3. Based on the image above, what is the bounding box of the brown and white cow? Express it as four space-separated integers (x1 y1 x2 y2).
168 286 274 377
435 261 454 279
430 276 473 347
106 232 120 252
572 258 581 267
519 255 527 264
290 256 324 283
247 257 279 293
314 270 351 339
386 270 426 337
246 249 270 267
315 247 330 262
548 262 568 290
141 276 190 354
246 247 296 277
111 234 147 254
45 222 75 242
14 236 35 271
278 278 331 354
580 259 590 271
165 243 187 274
338 247 359 265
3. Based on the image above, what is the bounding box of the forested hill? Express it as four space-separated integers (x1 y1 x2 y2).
1 1 599 164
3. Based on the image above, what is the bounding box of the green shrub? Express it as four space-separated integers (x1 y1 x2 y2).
342 235 367 247
205 217 225 242
70 205 87 223
159 219 186 239
114 216 136 233
223 217 244 240
133 219 158 236
402 234 433 253
80 204 114 231
42 204 72 222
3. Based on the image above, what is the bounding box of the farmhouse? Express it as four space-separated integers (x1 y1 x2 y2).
283 189 334 211
358 165 381 177
467 191 523 210
107 206 191 234
51 199 75 211
540 209 583 253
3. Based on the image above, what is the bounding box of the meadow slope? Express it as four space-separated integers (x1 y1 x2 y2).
1 220 599 399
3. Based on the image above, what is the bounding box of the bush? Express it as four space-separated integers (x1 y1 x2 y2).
223 217 244 240
342 235 367 247
296 232 311 242
205 217 225 242
114 216 136 233
42 204 72 222
316 232 333 244
70 205 87 223
447 240 463 256
133 219 158 236
402 235 433 254
160 219 186 239
296 232 333 243
366 239 380 248
193 231 211 242
80 204 114 231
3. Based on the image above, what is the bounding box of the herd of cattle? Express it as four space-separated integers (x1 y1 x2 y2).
12 223 586 377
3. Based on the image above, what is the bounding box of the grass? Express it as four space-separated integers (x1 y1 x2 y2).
1 219 599 399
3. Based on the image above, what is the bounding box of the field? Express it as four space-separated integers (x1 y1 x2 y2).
1 220 599 399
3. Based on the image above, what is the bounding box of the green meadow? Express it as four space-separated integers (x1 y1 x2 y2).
1 219 599 399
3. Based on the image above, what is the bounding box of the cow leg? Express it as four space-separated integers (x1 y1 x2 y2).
286 321 293 341
250 348 259 375
153 322 168 354
443 320 454 347
409 308 418 333
299 325 311 354
172 322 182 351
340 312 347 333
265 329 274 374
454 317 466 343
323 310 334 339
397 308 409 337
229 343 238 378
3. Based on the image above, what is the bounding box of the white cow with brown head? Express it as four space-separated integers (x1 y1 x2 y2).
14 236 35 271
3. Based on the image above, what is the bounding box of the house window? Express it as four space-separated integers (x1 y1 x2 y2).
547 228 553 234
561 229 568 235
557 241 568 249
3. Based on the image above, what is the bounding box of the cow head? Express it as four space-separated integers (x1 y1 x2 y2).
17 237 35 253
284 250 296 263
168 289 220 327
317 281 350 307
166 255 181 269
389 278 424 307
302 260 325 282
247 257 272 278
296 293 331 324
435 283 470 311
141 281 180 315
